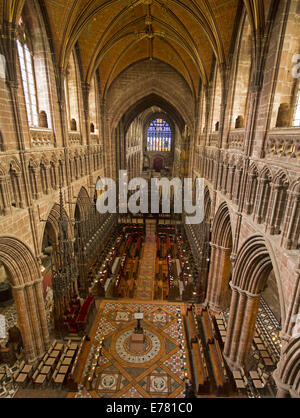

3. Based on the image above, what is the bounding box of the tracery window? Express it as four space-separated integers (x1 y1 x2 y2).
17 17 38 127
147 118 171 152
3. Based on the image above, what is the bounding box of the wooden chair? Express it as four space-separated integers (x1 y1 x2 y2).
31 369 39 387
13 370 20 384
51 370 58 388
15 372 28 389
34 373 47 389
53 373 65 389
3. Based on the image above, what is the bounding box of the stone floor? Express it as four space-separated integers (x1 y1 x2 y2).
0 303 18 346
78 299 189 398
134 231 157 301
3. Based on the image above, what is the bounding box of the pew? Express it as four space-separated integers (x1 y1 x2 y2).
191 340 209 394
208 343 225 395
201 310 214 344
187 309 198 343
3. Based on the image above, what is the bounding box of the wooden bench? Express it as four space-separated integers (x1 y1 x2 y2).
208 343 225 395
187 309 198 342
191 340 209 394
201 310 214 344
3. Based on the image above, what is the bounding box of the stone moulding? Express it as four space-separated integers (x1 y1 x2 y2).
68 132 82 146
265 133 300 159
228 130 245 151
90 133 99 144
30 128 54 148
209 132 218 147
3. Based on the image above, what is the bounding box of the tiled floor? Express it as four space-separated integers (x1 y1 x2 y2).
134 231 157 300
79 299 190 398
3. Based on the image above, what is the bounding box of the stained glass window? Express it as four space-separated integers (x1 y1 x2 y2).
17 18 38 127
147 118 171 152
293 83 300 127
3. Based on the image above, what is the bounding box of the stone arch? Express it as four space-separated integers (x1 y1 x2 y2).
106 61 192 135
206 202 233 311
40 200 73 249
153 155 164 172
204 186 212 221
0 236 49 362
28 156 41 200
281 178 300 249
211 202 233 248
274 336 300 397
75 186 91 221
8 157 24 208
223 235 284 370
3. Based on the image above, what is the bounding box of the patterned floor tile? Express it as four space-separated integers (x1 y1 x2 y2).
81 300 188 398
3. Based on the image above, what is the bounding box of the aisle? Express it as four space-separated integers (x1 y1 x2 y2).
134 224 156 300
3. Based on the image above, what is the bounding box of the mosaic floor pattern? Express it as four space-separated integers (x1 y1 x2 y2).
81 300 190 398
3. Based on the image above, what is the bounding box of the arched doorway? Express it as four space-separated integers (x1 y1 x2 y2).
74 187 92 298
274 336 300 397
153 156 164 172
223 235 284 371
206 202 233 311
0 237 49 362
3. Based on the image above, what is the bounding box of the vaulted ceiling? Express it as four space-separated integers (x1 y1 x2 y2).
1 0 267 98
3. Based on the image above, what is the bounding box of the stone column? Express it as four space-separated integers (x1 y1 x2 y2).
205 243 216 305
226 165 235 200
221 163 228 194
236 292 261 367
223 284 239 358
244 173 257 214
25 283 44 357
272 369 291 398
207 245 231 312
15 173 25 208
232 168 242 205
34 278 50 351
253 177 268 223
52 164 59 190
281 191 300 249
0 176 10 215
11 285 37 362
265 183 280 234
44 164 51 194
224 287 247 368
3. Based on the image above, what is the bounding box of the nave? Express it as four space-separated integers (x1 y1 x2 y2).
0 297 279 399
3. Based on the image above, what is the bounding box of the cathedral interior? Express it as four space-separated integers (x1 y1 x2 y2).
0 0 299 399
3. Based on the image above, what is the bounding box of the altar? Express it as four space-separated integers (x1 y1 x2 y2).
128 311 145 353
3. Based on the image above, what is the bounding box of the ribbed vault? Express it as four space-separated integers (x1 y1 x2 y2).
0 0 270 99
